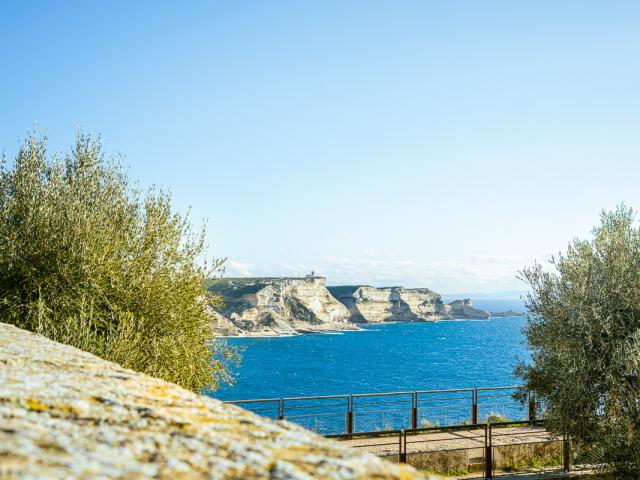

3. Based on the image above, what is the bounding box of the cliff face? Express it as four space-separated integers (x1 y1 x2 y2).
328 286 490 323
208 276 354 336
0 322 422 479
208 277 491 336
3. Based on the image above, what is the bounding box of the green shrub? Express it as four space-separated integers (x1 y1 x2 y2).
0 132 236 391
518 205 640 477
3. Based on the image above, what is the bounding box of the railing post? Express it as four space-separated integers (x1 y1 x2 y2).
472 388 478 424
563 435 571 472
278 398 284 420
484 423 493 479
347 395 353 434
399 429 407 463
411 392 418 430
528 391 536 422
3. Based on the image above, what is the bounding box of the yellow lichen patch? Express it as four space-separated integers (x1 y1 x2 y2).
23 399 49 411
144 384 183 402
178 415 240 428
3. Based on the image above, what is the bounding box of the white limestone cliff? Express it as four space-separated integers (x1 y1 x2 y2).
328 286 489 323
208 276 490 336
208 276 355 336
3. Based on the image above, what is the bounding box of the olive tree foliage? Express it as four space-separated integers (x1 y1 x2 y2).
0 132 237 392
518 205 640 475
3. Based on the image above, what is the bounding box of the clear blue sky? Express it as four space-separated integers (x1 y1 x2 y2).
2 1 640 295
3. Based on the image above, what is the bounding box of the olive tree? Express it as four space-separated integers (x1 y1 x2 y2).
0 132 236 391
518 205 640 476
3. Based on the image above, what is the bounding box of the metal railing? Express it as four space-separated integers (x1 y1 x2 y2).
328 420 576 479
224 385 535 435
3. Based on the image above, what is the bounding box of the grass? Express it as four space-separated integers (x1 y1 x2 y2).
494 441 563 472
407 448 484 477
406 441 564 477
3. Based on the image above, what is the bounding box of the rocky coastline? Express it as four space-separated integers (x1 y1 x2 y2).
208 276 509 337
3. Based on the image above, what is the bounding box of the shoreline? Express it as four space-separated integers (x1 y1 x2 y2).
217 324 363 339
216 314 524 338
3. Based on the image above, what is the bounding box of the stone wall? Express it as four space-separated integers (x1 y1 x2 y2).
0 322 423 479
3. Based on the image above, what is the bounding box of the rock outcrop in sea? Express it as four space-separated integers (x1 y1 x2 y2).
208 276 491 336
0 322 423 479
488 309 521 317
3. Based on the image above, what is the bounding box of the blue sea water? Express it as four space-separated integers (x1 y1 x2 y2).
212 299 529 402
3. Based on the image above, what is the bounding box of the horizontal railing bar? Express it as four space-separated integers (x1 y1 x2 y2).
355 398 414 404
224 398 281 404
232 405 279 411
283 403 349 411
237 406 279 411
282 394 350 401
407 445 488 454
491 423 546 430
353 407 410 413
328 422 493 440
224 385 525 405
492 439 562 448
327 430 405 439
416 396 472 401
490 421 545 428
352 400 413 407
492 433 549 441
478 395 518 401
285 413 351 419
347 440 402 447
330 420 546 441
491 429 548 437
476 385 523 391
406 435 485 445
415 388 474 394
352 391 414 398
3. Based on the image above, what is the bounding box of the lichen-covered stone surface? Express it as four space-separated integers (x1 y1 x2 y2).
0 322 424 479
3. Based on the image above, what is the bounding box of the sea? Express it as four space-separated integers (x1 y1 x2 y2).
211 299 529 402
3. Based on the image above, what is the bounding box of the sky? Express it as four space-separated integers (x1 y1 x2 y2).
2 1 640 296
